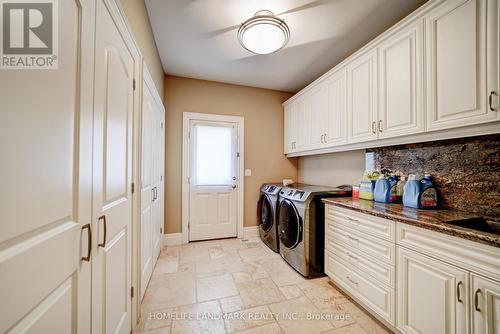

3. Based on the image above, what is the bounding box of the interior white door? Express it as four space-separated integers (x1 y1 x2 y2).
0 0 94 333
189 120 239 241
151 95 164 260
347 50 378 144
397 247 468 334
378 20 423 139
471 273 500 333
325 68 348 146
140 82 154 300
426 0 497 130
92 0 136 332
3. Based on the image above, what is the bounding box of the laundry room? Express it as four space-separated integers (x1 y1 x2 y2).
1 0 499 334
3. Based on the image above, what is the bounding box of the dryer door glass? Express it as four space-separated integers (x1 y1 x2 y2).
278 199 301 249
258 195 274 232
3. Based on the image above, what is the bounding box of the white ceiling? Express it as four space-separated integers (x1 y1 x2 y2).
145 0 427 92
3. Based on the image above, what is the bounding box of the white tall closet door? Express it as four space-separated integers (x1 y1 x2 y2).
0 0 94 333
140 84 154 300
92 0 136 333
152 103 164 261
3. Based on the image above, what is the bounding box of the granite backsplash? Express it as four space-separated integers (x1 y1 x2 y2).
366 134 500 218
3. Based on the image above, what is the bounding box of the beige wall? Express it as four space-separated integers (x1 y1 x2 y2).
119 0 164 98
298 151 366 187
164 76 297 233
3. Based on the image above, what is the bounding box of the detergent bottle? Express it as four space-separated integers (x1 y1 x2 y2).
403 174 421 208
359 170 380 200
395 176 406 203
374 175 398 203
419 174 439 208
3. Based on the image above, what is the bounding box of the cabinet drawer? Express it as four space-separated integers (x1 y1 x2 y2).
328 238 395 287
326 205 395 241
325 250 395 325
326 218 395 265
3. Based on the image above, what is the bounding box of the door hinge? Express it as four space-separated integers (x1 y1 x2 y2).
161 122 164 129
160 227 163 234
188 221 190 229
131 286 134 298
160 175 163 181
131 182 135 194
133 79 136 91
187 177 190 185
237 152 240 158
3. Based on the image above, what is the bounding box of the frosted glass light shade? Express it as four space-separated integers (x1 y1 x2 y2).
238 10 290 55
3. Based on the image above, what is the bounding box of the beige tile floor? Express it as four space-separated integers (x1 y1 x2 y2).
134 237 392 334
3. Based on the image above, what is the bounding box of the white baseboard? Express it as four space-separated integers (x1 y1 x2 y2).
163 233 182 246
243 226 259 239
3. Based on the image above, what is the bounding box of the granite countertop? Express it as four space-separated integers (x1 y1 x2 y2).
322 197 500 248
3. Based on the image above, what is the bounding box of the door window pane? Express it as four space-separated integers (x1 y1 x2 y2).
194 124 233 185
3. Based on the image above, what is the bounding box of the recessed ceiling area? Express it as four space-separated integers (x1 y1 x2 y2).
145 0 427 92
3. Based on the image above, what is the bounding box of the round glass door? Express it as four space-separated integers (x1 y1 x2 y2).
278 199 302 249
258 194 274 232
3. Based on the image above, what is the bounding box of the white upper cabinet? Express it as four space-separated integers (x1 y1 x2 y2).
426 0 499 130
296 94 309 151
347 49 378 144
378 20 424 138
282 0 499 156
326 69 348 145
308 82 329 149
284 103 296 153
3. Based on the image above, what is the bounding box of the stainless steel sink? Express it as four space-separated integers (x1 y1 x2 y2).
445 217 500 235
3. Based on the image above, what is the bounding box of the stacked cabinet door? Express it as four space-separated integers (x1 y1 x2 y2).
140 69 165 300
325 69 348 146
471 274 500 333
307 82 328 149
92 0 137 333
347 50 378 144
426 0 499 130
0 0 95 333
397 247 468 334
378 21 424 139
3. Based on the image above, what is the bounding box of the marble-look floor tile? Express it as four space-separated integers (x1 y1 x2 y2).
324 323 370 334
197 273 238 302
220 295 244 313
133 326 171 333
237 278 285 308
142 273 196 310
268 297 333 334
221 239 248 251
134 308 173 332
278 285 304 300
224 305 274 333
297 278 347 309
171 300 225 334
238 247 270 262
258 258 305 287
234 322 282 334
179 246 210 263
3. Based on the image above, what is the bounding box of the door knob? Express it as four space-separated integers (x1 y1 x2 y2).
231 184 237 189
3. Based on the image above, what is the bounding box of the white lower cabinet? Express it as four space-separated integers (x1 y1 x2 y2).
325 205 500 334
471 274 500 333
397 247 468 334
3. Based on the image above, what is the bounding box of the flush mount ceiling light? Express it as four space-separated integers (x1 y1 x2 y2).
238 10 290 55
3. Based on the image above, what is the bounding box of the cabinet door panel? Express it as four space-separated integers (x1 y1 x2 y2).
308 83 328 149
296 95 308 150
347 50 378 143
397 247 468 334
378 21 423 138
471 274 500 333
426 0 496 130
326 69 348 145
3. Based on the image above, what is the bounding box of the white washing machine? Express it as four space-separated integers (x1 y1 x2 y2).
257 183 282 252
277 184 351 277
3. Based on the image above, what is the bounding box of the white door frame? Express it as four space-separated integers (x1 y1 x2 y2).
182 112 244 244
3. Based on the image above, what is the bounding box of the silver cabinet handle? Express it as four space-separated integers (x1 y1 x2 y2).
378 120 383 132
371 121 376 134
489 91 498 111
347 234 359 242
456 281 463 303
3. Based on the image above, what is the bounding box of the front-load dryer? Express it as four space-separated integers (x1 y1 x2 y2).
257 183 282 252
277 184 351 277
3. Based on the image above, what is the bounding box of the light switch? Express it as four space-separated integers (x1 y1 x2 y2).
244 169 252 176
